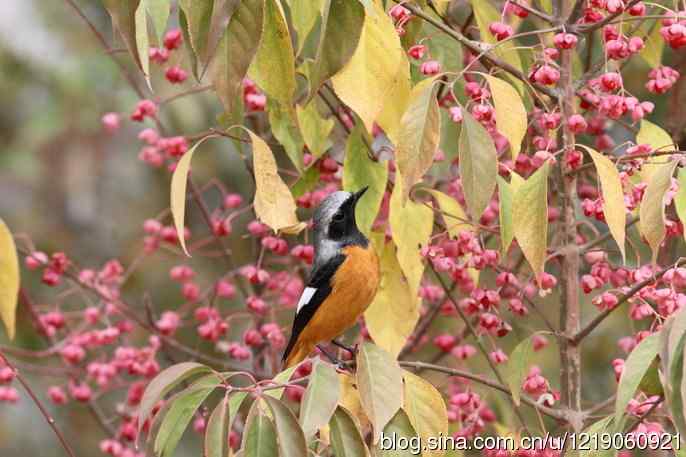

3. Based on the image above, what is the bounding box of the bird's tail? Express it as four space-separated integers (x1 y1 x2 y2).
282 338 313 369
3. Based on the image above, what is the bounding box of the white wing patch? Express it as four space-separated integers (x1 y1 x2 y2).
296 287 317 314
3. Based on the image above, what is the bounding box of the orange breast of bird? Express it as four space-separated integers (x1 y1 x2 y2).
297 244 380 346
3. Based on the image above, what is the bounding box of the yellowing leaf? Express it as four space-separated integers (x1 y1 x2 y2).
170 138 212 256
288 0 324 54
402 371 448 457
484 74 527 160
389 175 433 299
356 343 403 443
584 146 627 262
248 130 302 233
497 174 523 256
364 239 420 358
338 373 369 429
639 159 678 263
459 110 498 221
135 2 150 79
396 77 441 204
103 0 146 73
675 168 686 244
329 406 368 457
178 0 214 65
637 119 675 181
145 0 170 43
423 189 472 238
0 219 19 340
299 360 340 438
501 334 536 407
639 20 664 69
342 126 388 236
250 0 296 105
268 100 305 172
308 0 365 97
331 1 403 132
376 53 411 146
513 162 550 284
296 101 334 159
211 0 264 123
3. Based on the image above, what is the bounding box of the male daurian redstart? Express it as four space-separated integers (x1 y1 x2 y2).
282 187 380 368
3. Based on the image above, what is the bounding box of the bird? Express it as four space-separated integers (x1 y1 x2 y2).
282 187 380 368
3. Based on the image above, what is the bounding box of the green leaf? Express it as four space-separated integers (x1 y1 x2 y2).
365 238 420 358
228 391 249 428
243 408 278 457
288 0 325 54
424 189 473 239
247 129 304 233
267 100 305 172
402 371 448 457
170 137 212 256
677 168 686 245
204 395 230 457
374 409 418 457
512 162 549 284
138 362 213 436
155 379 220 457
309 0 366 98
262 396 308 457
614 332 661 430
639 20 664 69
211 0 264 124
292 166 321 199
299 360 340 438
264 365 298 399
583 146 627 262
250 0 296 105
178 0 214 75
178 9 198 79
329 406 368 457
144 0 170 43
0 219 19 340
396 77 441 203
331 1 403 132
502 334 536 407
103 0 145 72
342 126 388 236
389 174 433 299
459 110 498 221
203 0 241 73
579 416 616 457
483 75 527 160
637 119 675 181
296 101 334 160
356 342 403 444
660 309 686 438
497 174 523 256
638 159 677 263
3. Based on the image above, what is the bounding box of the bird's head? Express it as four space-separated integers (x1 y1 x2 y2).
312 187 369 260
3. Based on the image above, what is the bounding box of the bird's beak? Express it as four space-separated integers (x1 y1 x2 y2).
352 186 369 204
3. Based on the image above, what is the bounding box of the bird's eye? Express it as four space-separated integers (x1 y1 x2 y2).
332 212 345 222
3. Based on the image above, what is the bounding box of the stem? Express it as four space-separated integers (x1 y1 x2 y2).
0 352 78 457
558 0 583 431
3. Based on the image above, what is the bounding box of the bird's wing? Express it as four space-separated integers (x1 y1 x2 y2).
282 253 346 362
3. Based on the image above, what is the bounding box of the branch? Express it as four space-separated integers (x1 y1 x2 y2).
572 258 686 344
0 351 78 457
576 0 646 34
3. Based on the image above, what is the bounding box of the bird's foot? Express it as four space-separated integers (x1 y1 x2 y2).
331 339 358 357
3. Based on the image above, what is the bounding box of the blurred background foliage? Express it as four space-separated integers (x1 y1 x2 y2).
1 1 685 456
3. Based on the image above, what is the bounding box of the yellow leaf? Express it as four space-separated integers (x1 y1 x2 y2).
459 110 498 221
639 20 664 69
584 146 627 262
402 371 449 457
338 373 369 430
513 163 550 284
396 77 442 204
331 1 403 132
248 130 302 233
376 53 412 147
170 138 212 256
0 220 18 340
342 126 388 237
364 238 420 358
637 119 675 181
639 159 678 263
423 189 472 239
675 168 686 245
483 74 527 160
389 175 433 299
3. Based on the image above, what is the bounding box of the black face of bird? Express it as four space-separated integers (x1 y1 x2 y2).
327 187 368 241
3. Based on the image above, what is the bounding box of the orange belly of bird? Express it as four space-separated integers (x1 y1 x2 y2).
284 244 380 367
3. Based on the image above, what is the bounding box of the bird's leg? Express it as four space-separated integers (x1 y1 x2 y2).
317 344 343 365
331 339 357 356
